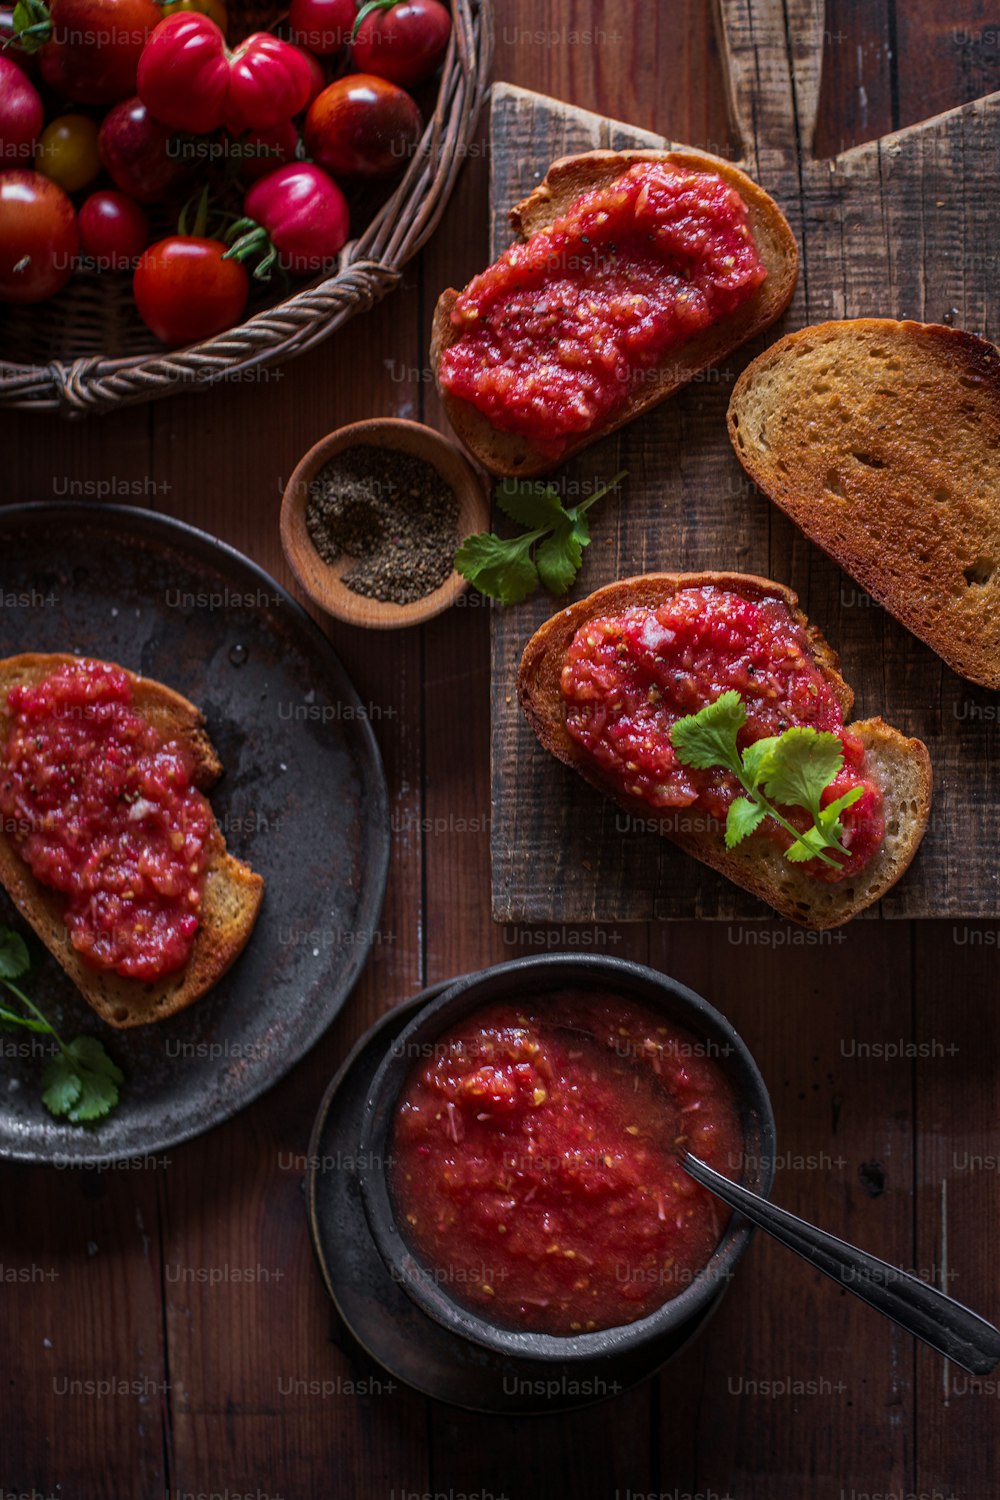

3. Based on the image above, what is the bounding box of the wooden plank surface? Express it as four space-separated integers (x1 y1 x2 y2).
490 1 1000 921
1 4 999 1499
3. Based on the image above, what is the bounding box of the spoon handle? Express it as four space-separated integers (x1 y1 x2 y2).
682 1152 1000 1376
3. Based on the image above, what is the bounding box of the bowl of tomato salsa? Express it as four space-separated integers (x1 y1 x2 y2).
358 955 775 1362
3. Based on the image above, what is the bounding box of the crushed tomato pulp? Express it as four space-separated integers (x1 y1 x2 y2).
438 161 766 455
391 991 741 1335
561 586 883 880
0 658 213 979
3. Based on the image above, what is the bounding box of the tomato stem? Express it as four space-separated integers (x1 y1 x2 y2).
10 0 51 51
223 221 277 280
351 0 401 42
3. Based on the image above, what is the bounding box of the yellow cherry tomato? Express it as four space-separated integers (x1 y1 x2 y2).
161 0 229 30
37 114 102 195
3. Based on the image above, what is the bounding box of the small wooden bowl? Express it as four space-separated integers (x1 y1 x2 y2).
280 419 489 629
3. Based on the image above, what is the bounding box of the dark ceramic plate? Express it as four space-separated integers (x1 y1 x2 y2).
0 503 389 1165
307 979 730 1414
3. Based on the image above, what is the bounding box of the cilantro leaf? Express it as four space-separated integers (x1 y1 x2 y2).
670 691 745 772
495 479 568 528
0 926 125 1125
41 1037 123 1124
455 532 539 603
784 825 833 863
455 471 626 605
740 735 780 790
726 796 767 848
0 929 30 981
758 728 844 821
41 1055 83 1117
535 513 590 596
67 1035 124 1082
670 697 865 869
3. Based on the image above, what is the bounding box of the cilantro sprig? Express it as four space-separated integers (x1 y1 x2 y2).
669 691 865 868
456 470 627 604
0 928 124 1124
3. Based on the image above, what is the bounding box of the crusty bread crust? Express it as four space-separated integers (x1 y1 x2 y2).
518 574 932 928
0 654 264 1028
727 318 1000 689
431 148 799 477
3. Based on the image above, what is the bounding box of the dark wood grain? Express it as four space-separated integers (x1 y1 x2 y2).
1 3 999 1499
490 1 1000 921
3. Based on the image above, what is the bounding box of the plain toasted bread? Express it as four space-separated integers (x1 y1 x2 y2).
0 654 264 1029
431 148 799 477
518 574 932 929
727 318 1000 689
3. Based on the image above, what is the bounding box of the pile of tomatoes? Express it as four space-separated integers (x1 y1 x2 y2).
0 0 451 345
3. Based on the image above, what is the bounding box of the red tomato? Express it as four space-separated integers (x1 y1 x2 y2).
230 162 350 276
22 0 161 105
79 190 149 268
304 73 421 178
0 169 79 303
137 14 314 134
288 0 356 56
351 0 451 88
98 97 190 203
235 121 299 183
0 56 43 164
133 236 249 345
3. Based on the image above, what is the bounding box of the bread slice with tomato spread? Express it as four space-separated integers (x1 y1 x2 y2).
518 574 932 928
727 319 1000 689
431 148 798 477
0 654 264 1029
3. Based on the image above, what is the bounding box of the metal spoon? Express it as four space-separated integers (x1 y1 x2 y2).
682 1150 1000 1376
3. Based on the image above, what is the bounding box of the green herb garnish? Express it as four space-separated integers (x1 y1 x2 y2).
0 928 124 1124
669 691 864 868
455 470 627 604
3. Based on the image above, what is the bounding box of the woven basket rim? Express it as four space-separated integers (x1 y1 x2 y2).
0 0 493 414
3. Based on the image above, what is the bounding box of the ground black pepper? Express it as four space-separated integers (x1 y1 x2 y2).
305 444 460 605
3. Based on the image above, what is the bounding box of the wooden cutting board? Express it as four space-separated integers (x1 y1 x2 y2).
489 0 1000 922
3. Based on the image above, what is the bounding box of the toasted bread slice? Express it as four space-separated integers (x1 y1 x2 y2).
518 574 932 928
727 318 1000 689
431 148 799 477
0 654 264 1029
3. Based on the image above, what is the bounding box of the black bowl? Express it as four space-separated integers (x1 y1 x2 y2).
358 954 776 1364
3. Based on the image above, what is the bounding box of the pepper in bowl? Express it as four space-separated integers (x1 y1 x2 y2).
279 417 490 628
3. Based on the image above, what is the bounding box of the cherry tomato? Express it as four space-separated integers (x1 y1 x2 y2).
133 235 249 345
99 96 190 203
228 162 350 276
137 14 314 134
235 120 299 183
37 113 102 193
0 169 79 302
18 0 161 105
161 0 227 28
304 73 421 178
351 0 451 88
0 56 43 164
288 0 356 56
79 189 149 268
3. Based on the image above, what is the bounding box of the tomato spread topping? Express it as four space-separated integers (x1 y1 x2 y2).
561 587 884 880
438 161 766 454
0 659 214 980
391 991 741 1335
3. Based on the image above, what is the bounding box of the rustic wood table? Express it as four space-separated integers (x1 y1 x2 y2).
2 3 999 1496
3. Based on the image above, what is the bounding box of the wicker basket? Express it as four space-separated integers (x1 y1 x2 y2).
0 0 492 414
